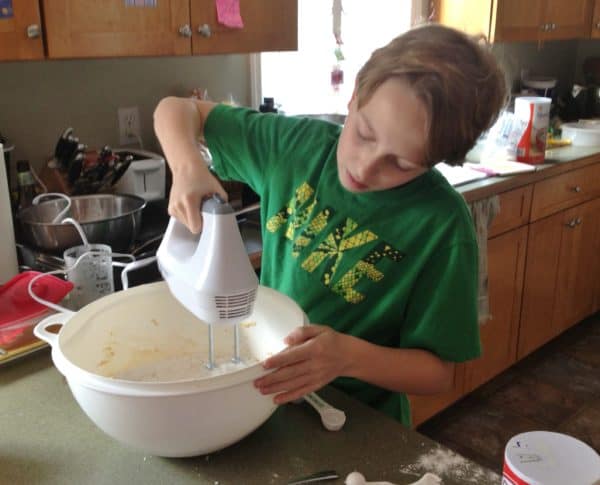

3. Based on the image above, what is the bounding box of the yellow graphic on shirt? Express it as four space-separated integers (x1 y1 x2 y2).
266 182 404 303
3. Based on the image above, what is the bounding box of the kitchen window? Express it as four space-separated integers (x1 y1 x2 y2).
251 0 426 115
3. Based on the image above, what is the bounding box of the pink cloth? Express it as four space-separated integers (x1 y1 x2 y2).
216 0 244 29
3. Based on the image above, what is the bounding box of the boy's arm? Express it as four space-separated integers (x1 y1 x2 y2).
255 324 455 404
153 96 228 233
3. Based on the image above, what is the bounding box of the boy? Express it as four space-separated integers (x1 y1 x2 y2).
153 24 507 427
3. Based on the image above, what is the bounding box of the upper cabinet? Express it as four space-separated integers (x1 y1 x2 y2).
0 0 44 61
593 0 600 38
43 0 192 58
434 0 594 42
2 0 297 61
191 0 297 55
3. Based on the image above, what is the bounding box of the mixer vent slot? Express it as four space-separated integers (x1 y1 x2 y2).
214 289 257 319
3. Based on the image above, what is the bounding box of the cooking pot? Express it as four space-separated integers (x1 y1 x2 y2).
34 282 306 457
18 194 146 254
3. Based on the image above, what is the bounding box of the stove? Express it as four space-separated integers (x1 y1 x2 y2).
16 199 169 291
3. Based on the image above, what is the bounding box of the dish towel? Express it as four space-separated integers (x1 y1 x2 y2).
468 195 500 325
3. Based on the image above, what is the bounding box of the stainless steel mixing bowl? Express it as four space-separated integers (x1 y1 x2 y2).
18 194 146 254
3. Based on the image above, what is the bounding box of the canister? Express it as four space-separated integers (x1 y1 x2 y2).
514 97 551 164
502 431 600 484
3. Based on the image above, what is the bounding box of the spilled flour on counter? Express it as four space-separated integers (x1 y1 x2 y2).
398 445 500 484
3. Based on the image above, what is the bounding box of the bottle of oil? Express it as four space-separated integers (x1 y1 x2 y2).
16 160 39 212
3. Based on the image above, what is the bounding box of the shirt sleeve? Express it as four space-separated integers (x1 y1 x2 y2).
401 241 482 362
204 105 340 197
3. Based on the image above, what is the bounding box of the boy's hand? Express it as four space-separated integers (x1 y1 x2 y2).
254 324 351 404
168 162 228 234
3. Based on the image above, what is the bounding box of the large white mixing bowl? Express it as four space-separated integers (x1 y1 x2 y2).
34 281 306 457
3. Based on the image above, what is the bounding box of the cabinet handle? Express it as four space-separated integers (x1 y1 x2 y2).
550 23 556 31
566 219 578 228
198 24 212 38
178 24 192 37
26 24 41 39
571 185 582 193
540 23 549 31
596 21 600 30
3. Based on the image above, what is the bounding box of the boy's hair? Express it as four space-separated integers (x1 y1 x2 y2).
356 23 508 167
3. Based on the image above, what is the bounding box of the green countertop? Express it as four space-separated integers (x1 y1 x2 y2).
1 350 500 485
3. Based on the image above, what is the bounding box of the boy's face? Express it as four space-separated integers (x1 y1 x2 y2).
337 78 429 193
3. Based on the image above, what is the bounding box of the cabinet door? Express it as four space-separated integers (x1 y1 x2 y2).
434 0 495 39
0 0 44 61
43 0 191 59
464 226 527 393
543 0 594 40
519 198 600 358
553 198 600 332
593 0 600 38
494 0 546 42
191 0 297 55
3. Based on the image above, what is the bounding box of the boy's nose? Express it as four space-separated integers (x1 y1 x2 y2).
355 158 378 183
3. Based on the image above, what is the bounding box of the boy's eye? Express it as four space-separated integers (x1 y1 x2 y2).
356 127 373 141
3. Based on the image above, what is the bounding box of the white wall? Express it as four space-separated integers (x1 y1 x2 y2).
0 54 251 180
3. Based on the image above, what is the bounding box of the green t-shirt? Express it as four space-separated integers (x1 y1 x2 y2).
204 105 481 426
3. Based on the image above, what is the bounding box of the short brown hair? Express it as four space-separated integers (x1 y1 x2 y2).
356 23 507 167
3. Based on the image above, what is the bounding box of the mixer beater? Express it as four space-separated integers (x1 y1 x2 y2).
157 195 258 369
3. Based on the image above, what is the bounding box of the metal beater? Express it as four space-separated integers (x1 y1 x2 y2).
156 195 258 369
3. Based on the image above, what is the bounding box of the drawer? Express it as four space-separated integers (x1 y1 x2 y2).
530 163 600 221
488 185 533 238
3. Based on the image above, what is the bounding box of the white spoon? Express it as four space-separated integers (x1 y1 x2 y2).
345 471 442 485
303 392 346 431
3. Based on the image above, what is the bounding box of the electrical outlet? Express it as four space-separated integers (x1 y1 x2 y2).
118 106 141 146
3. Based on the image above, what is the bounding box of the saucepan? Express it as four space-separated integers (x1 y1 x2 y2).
34 281 306 457
18 193 146 254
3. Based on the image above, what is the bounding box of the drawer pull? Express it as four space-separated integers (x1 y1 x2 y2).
571 186 582 193
566 219 577 228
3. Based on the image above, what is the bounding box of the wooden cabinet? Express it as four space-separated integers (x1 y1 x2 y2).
593 0 600 38
43 0 191 58
26 0 297 59
191 0 297 55
464 226 527 393
519 196 600 357
434 0 594 42
0 0 44 61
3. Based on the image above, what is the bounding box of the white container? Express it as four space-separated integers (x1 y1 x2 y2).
0 144 19 284
34 282 306 457
113 148 166 201
514 97 552 164
503 431 600 484
561 120 600 147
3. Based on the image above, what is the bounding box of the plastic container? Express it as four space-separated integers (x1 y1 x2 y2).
0 271 73 350
503 431 600 484
514 97 552 164
63 244 114 309
34 282 307 457
561 120 600 147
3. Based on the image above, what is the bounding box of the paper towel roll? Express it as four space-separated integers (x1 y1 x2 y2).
0 144 19 284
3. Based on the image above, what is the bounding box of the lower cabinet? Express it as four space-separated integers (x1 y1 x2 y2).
464 226 528 393
410 225 528 426
519 197 600 358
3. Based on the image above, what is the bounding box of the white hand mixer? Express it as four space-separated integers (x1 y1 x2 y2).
156 195 259 369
